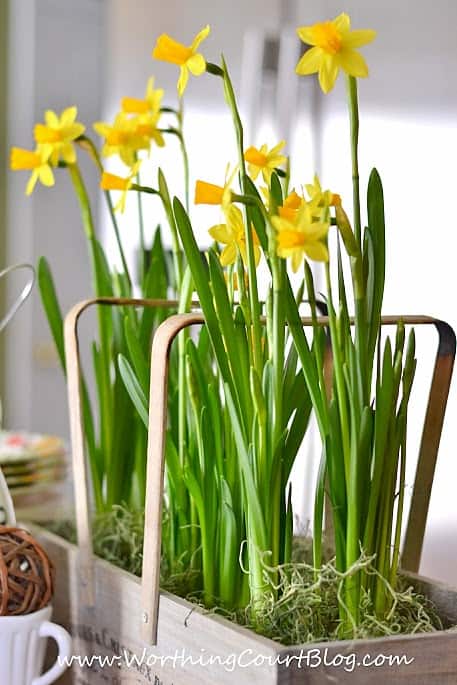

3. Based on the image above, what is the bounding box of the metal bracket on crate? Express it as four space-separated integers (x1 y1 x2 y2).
63 303 455 647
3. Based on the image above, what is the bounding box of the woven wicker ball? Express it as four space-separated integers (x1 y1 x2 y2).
0 526 54 616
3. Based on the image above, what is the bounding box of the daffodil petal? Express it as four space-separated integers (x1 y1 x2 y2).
220 243 237 266
61 106 78 127
44 110 59 128
344 29 376 48
333 13 350 34
209 224 233 244
39 165 55 187
318 55 339 93
177 65 189 97
303 242 329 262
61 143 76 164
187 53 206 76
191 24 210 52
296 46 322 75
26 172 38 196
338 49 369 78
296 26 316 46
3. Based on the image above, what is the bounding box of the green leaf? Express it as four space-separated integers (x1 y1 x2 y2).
118 353 149 428
37 257 65 371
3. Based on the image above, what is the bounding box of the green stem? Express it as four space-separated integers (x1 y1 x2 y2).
136 168 146 286
324 261 350 483
177 101 190 213
220 58 263 375
346 76 361 246
77 135 132 288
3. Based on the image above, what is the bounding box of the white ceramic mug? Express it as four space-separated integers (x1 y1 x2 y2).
0 605 72 685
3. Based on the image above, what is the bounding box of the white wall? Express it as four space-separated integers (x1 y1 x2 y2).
5 0 104 436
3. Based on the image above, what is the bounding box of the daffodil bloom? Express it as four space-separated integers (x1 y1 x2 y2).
306 175 341 219
296 13 376 93
34 106 85 165
10 147 55 196
94 114 149 166
272 204 329 271
152 25 210 97
278 190 305 221
100 162 141 213
244 141 287 184
209 205 261 267
194 166 237 207
133 113 165 148
121 77 164 116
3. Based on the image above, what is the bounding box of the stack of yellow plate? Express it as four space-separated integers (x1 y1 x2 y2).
0 431 67 501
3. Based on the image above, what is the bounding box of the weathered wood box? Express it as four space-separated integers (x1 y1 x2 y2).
32 300 457 684
29 526 457 684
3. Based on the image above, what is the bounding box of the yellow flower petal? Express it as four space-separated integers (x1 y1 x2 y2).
44 110 59 128
296 46 322 75
38 165 55 187
61 106 78 126
333 13 350 34
61 142 76 164
220 243 237 266
187 53 206 76
26 172 38 196
296 26 316 46
177 65 189 97
338 49 369 78
291 250 303 273
191 24 210 52
319 55 339 93
344 29 377 48
303 242 329 262
209 223 233 244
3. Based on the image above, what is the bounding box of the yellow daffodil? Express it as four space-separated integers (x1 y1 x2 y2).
306 175 341 209
121 77 164 116
194 166 237 207
133 113 165 148
296 13 376 93
244 141 286 184
33 106 85 165
278 190 306 221
152 25 210 97
94 114 149 166
10 147 55 195
209 205 261 267
100 162 141 213
272 204 329 271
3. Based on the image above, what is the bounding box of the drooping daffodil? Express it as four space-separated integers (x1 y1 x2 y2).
152 25 210 97
209 205 261 267
296 13 376 93
194 165 237 207
244 141 287 184
100 161 141 214
10 147 55 195
33 106 85 165
273 203 330 271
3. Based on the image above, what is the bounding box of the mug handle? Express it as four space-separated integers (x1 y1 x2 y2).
32 621 73 685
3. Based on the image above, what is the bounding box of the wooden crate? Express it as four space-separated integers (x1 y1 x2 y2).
33 299 457 684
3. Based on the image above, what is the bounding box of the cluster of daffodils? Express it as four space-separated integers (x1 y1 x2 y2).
10 12 421 641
